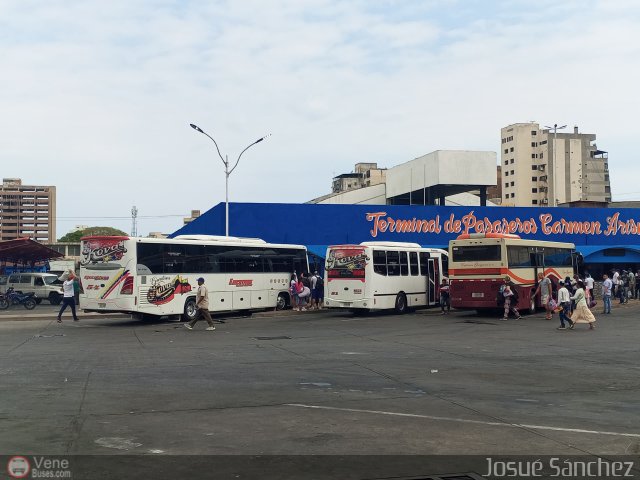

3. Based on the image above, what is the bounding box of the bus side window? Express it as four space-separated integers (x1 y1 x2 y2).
373 250 387 276
183 245 206 273
419 252 429 276
400 252 408 276
137 243 164 274
387 251 400 276
164 245 186 274
409 252 419 276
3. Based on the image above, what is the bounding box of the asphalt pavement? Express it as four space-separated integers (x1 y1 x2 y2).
1 302 639 479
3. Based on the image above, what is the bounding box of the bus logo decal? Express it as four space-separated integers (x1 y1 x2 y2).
146 275 192 305
229 279 253 287
326 249 369 270
81 240 128 265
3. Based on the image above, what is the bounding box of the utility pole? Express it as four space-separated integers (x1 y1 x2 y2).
131 206 138 237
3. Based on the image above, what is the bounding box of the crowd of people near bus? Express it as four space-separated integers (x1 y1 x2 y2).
474 268 640 331
289 272 324 311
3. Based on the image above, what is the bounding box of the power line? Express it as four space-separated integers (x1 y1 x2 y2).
55 214 187 219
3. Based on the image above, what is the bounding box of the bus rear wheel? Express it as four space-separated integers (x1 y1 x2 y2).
182 298 198 322
394 293 408 314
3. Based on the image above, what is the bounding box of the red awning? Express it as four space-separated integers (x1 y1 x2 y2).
0 238 64 264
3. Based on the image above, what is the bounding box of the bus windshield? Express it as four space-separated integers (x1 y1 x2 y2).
326 247 369 279
451 245 501 262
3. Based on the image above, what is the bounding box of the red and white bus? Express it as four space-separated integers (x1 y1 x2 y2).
448 233 579 312
324 242 448 314
79 235 308 320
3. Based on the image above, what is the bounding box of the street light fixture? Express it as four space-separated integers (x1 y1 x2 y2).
189 123 270 236
544 123 567 206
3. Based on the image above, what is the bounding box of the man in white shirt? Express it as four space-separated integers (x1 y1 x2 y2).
556 281 574 330
534 272 553 320
185 278 215 331
584 274 594 302
57 272 79 323
602 274 613 314
612 270 620 299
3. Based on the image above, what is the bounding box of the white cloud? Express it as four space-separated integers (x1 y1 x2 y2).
1 0 639 235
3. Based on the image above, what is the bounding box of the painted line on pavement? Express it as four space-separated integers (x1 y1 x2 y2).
286 403 640 438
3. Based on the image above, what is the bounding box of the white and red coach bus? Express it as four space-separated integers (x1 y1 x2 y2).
324 242 448 314
79 235 308 320
448 233 579 313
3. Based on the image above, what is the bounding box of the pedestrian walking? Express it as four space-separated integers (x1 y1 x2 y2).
300 273 311 310
310 271 324 310
316 272 324 308
534 272 553 320
57 272 79 323
184 277 215 331
439 278 451 315
570 280 596 330
612 269 620 299
499 276 521 320
602 274 612 314
584 273 594 303
619 270 628 303
556 281 574 330
73 274 81 308
290 273 299 310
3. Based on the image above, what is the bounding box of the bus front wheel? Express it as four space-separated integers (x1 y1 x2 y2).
182 298 198 322
394 293 408 314
276 293 288 311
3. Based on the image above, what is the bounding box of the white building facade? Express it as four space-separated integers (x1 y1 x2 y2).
309 150 497 207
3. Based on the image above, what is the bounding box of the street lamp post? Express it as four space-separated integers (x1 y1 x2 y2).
190 124 270 236
544 123 567 206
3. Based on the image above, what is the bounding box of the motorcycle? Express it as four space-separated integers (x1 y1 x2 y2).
0 287 37 310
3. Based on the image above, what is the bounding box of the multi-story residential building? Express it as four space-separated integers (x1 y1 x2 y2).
331 163 387 193
183 209 201 225
500 123 611 207
0 178 56 242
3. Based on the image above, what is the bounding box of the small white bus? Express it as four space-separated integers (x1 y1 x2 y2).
80 235 309 320
323 242 448 313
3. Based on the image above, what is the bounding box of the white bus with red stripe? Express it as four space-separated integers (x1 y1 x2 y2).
79 235 308 320
448 233 579 312
323 242 448 314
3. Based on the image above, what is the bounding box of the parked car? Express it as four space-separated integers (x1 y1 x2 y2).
3 273 64 305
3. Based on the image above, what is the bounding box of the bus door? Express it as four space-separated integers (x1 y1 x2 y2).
427 258 437 305
431 257 439 306
572 251 583 276
420 252 438 305
531 251 544 281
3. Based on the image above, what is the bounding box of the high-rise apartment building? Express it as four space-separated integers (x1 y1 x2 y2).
0 178 56 242
500 123 610 207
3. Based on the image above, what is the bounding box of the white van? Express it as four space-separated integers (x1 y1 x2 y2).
4 273 65 305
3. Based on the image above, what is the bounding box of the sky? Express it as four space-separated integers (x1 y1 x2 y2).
2 0 639 237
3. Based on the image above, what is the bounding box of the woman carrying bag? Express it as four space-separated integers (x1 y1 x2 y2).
569 280 596 330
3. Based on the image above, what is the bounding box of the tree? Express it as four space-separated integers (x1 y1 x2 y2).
58 227 128 242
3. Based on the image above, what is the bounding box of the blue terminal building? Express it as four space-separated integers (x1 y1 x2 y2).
172 202 640 278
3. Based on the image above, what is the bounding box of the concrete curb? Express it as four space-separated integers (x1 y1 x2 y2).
0 307 328 322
